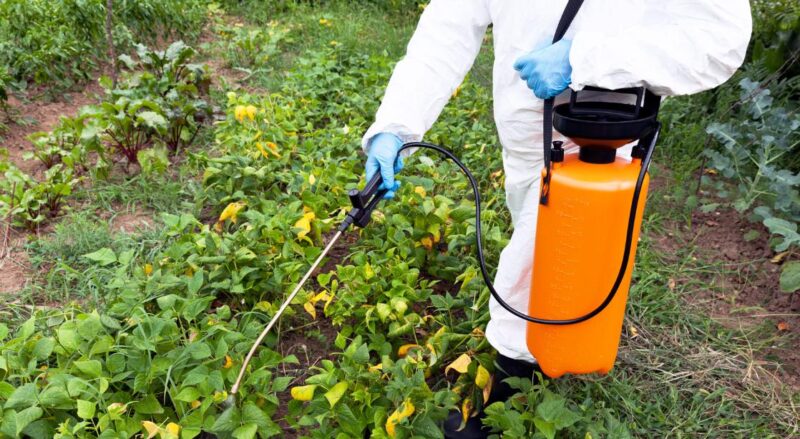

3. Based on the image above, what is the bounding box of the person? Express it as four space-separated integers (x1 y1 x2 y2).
362 1 752 436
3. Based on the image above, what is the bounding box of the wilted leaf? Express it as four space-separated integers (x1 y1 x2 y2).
461 398 474 426
445 353 471 375
218 202 246 224
475 365 490 389
771 251 790 264
777 321 789 331
386 398 415 437
142 421 160 439
398 344 420 358
294 208 315 239
303 301 316 319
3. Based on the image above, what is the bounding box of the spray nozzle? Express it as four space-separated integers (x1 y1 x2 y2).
340 173 388 231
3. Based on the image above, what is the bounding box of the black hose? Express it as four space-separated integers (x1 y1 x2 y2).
399 127 658 325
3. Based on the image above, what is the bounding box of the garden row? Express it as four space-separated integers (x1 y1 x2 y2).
0 41 638 437
0 42 212 231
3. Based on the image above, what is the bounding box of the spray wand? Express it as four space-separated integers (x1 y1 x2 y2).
228 132 657 405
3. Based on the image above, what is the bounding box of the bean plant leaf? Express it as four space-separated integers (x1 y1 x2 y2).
324 382 348 408
14 406 44 437
763 217 800 252
4 383 37 410
779 261 800 293
76 400 96 420
82 248 117 266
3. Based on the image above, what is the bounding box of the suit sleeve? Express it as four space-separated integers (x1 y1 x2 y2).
569 0 752 96
362 0 491 152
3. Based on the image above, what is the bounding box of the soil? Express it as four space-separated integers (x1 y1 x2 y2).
655 206 800 389
110 211 155 234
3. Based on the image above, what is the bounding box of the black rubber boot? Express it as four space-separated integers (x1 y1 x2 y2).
442 355 542 438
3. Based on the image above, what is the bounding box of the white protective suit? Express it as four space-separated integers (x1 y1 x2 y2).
363 0 752 361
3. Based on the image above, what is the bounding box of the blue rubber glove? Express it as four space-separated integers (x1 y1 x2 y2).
365 132 403 199
513 39 573 99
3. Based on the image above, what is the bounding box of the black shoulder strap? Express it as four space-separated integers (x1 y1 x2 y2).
541 0 584 205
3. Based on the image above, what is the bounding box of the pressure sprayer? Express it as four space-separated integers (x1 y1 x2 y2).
229 0 660 400
228 86 661 401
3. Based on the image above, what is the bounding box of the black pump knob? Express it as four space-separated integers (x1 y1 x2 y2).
551 141 564 162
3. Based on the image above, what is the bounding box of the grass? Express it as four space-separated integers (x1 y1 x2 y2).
5 1 797 436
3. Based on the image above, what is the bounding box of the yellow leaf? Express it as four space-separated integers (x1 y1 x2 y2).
144 263 153 276
142 421 160 439
322 292 334 313
482 372 493 404
452 85 461 98
475 365 490 389
414 186 426 197
628 325 639 339
420 237 433 250
223 355 233 369
190 400 201 409
771 251 790 264
265 141 281 157
364 263 375 279
212 391 227 403
386 398 415 437
398 344 420 358
445 353 471 375
294 209 316 239
304 301 316 319
218 202 246 224
256 142 270 159
245 105 257 121
291 384 317 401
461 398 474 425
369 363 383 372
234 105 246 122
309 174 316 185
164 423 180 438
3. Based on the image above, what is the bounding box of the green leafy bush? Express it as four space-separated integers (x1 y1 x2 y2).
0 0 208 93
702 77 800 288
217 23 291 69
0 164 80 230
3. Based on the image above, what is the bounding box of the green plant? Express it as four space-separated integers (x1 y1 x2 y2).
112 41 212 154
0 163 80 230
217 23 291 70
0 0 209 94
98 96 168 167
24 111 105 173
751 0 800 77
702 78 800 284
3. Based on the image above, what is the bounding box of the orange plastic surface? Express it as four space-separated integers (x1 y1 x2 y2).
526 153 650 378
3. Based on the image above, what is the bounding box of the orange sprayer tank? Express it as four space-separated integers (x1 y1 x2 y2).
526 152 650 378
